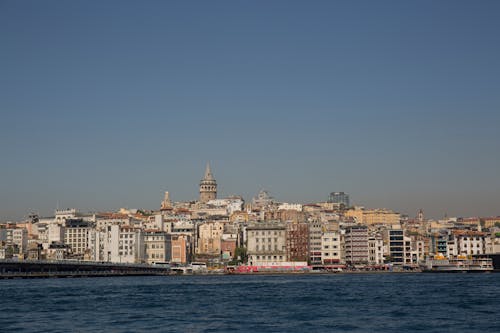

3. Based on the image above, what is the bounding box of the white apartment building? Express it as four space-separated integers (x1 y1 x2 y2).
105 225 144 263
455 233 485 256
368 236 384 265
321 231 342 264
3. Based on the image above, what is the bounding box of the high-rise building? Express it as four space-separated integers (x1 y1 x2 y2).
387 226 404 265
343 225 368 265
328 192 350 207
199 163 217 203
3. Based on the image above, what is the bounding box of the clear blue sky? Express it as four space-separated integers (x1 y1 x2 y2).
1 1 499 221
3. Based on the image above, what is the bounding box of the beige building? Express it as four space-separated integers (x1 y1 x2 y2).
482 217 500 229
246 222 287 266
144 230 171 264
345 207 401 226
196 221 223 256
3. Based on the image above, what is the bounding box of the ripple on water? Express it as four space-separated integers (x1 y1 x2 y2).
1 274 499 332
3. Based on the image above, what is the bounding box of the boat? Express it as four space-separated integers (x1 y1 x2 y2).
421 255 493 273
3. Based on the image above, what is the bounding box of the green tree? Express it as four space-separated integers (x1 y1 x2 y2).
230 247 247 265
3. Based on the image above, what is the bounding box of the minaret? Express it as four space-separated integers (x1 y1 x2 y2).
417 209 424 222
160 191 172 210
199 162 217 203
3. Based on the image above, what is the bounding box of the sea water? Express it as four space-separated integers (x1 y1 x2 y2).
1 273 499 332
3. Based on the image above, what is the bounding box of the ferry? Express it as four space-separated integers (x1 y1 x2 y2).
422 255 493 273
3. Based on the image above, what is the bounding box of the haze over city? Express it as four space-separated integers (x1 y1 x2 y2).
1 1 499 221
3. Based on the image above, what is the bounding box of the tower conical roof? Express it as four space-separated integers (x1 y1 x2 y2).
203 162 214 181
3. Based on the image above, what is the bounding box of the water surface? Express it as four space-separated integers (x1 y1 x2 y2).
1 273 499 332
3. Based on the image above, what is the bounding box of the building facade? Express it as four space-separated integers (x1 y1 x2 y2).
343 225 368 265
246 223 287 266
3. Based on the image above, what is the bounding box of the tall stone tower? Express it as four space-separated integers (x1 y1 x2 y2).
199 162 217 203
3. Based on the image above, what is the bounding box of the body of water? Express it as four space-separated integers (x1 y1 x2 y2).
1 273 499 332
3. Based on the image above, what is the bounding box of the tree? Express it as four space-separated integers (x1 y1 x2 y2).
229 247 247 265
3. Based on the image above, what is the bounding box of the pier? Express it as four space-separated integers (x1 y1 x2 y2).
0 259 170 279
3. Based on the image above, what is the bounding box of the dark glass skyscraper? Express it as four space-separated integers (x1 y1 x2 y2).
328 192 350 207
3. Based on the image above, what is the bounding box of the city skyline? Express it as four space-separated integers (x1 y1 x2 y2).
1 1 500 221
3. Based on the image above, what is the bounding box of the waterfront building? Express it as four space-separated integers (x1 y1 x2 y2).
46 242 72 260
144 230 172 264
221 236 237 262
321 231 342 264
246 222 287 265
410 237 426 263
343 225 369 265
199 163 217 203
387 226 404 265
0 227 28 258
308 220 324 265
453 231 486 256
27 243 42 260
106 225 145 263
485 234 500 254
328 192 350 208
403 236 412 265
368 235 384 265
286 222 309 262
64 219 93 259
171 234 191 264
